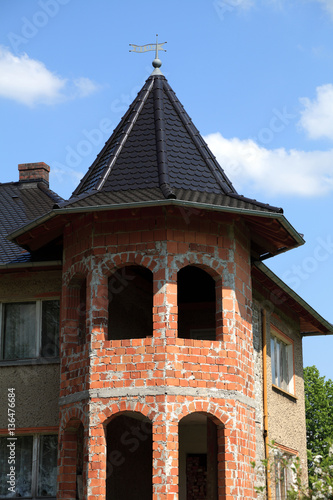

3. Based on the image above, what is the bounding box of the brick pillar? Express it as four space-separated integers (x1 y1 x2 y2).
153 268 177 340
152 414 178 500
87 424 106 500
57 429 78 500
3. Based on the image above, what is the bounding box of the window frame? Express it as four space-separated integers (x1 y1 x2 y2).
273 445 298 500
0 433 58 499
0 299 60 362
270 326 295 396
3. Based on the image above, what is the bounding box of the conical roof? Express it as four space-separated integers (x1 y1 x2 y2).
63 73 281 214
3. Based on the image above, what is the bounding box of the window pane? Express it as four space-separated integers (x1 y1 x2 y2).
38 435 58 497
271 338 275 384
0 436 33 498
3 303 36 360
281 343 288 391
41 301 60 357
275 339 281 387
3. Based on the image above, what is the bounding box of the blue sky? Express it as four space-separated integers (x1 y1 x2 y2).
1 0 333 379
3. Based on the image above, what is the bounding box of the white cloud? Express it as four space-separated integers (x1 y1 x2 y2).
0 46 99 106
204 132 333 197
73 77 101 98
299 84 333 141
314 0 333 18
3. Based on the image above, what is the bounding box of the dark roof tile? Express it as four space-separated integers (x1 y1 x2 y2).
0 182 64 264
61 73 280 214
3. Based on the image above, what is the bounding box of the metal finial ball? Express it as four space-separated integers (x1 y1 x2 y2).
152 58 162 68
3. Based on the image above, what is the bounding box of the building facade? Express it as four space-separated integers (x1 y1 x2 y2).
0 66 332 500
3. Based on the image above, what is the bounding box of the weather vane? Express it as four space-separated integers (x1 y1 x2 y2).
129 34 167 72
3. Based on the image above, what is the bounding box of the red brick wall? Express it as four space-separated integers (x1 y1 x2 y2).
57 207 256 499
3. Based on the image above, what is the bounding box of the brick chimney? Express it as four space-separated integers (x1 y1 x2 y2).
18 162 50 186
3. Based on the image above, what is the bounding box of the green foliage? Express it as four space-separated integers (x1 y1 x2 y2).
304 365 333 487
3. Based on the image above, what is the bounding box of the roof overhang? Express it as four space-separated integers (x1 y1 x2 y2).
0 260 62 272
253 261 333 336
7 199 304 258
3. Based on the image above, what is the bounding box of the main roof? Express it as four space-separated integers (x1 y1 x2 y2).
0 181 63 265
60 73 282 215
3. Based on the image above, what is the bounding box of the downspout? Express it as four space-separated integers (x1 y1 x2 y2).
262 308 272 499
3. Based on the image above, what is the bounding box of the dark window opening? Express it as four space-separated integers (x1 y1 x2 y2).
108 266 153 340
179 414 218 500
106 413 152 500
178 266 216 340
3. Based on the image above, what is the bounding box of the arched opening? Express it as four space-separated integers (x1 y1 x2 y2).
67 274 87 345
178 266 216 340
108 266 153 340
106 412 152 500
179 413 218 500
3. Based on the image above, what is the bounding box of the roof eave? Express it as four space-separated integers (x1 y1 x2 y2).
0 260 62 270
8 198 304 250
254 261 333 336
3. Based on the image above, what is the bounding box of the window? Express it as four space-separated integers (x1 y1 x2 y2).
0 300 60 361
0 434 58 498
271 329 294 394
108 266 153 340
274 450 296 500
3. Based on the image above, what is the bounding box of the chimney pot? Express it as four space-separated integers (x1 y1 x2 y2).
18 162 50 186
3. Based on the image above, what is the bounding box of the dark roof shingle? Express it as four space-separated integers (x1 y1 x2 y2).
0 181 63 264
59 73 280 215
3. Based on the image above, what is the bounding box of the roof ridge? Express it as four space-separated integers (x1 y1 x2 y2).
71 78 154 198
36 182 65 204
153 77 176 199
96 78 155 192
227 192 283 213
163 80 237 195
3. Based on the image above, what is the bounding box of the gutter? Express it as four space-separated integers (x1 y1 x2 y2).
262 309 272 499
0 260 62 270
7 199 305 247
255 261 333 335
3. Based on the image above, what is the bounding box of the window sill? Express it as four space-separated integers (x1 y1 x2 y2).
272 384 297 401
0 357 60 367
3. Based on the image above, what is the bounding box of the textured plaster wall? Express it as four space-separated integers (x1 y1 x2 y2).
0 269 62 301
0 363 60 428
253 288 308 490
0 269 61 429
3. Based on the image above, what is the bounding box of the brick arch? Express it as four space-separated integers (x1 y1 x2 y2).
63 260 91 287
97 401 156 427
174 255 224 281
60 406 88 433
177 401 230 427
99 254 159 279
